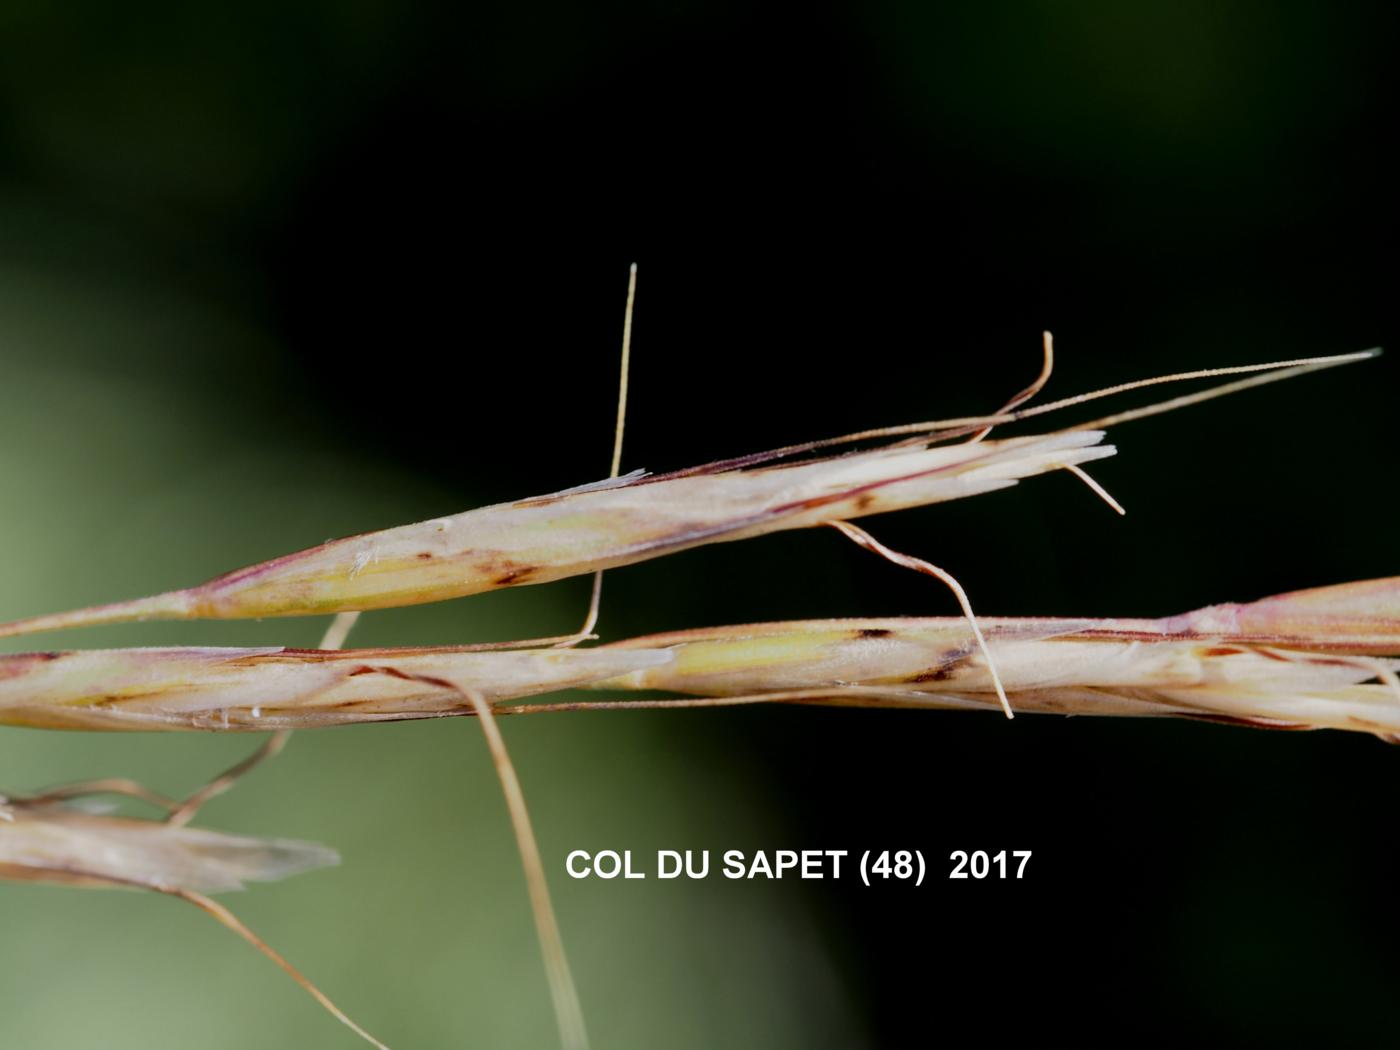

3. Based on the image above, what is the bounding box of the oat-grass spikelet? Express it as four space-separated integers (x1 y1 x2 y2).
527 577 1400 740
0 334 1373 641
0 788 387 1048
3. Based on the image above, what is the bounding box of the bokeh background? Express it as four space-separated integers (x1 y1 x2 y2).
1 2 1395 1046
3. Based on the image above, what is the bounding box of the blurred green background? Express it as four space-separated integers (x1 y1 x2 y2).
0 1 1395 1046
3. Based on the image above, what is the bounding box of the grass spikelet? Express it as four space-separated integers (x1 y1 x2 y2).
526 577 1400 740
0 643 674 731
0 793 387 1048
0 349 1374 641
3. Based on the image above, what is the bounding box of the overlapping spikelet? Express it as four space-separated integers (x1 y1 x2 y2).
0 431 1115 636
0 792 387 1048
0 797 337 891
0 644 673 730
585 577 1400 738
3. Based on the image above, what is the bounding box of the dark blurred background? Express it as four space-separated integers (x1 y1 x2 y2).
1 2 1395 1046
